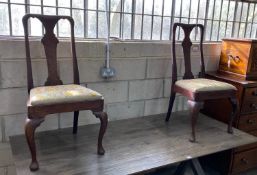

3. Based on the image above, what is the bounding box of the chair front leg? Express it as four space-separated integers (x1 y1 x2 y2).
73 111 79 134
93 111 108 155
25 117 44 171
187 100 203 142
228 97 238 134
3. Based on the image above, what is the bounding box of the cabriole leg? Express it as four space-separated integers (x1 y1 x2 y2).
73 111 79 134
228 98 237 134
25 117 44 171
166 90 176 122
93 111 108 155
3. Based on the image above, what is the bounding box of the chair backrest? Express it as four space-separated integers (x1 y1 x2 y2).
171 23 205 84
22 14 80 93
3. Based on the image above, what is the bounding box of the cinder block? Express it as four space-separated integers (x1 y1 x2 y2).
0 40 25 59
57 42 72 58
106 101 144 120
205 56 219 71
0 88 27 115
144 98 169 116
0 118 3 142
88 81 128 103
75 41 105 58
37 114 59 132
111 42 142 58
7 165 16 175
0 167 6 175
203 43 221 57
58 59 104 84
111 59 146 80
164 79 171 98
59 111 99 129
173 96 188 112
0 143 13 166
140 43 171 57
146 59 172 78
129 79 163 101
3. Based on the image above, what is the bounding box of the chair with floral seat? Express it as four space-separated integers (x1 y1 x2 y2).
23 14 108 171
165 23 238 142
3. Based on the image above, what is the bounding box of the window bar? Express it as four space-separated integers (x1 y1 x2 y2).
160 0 165 40
140 0 145 40
224 0 231 37
25 0 31 36
231 1 238 38
209 0 216 41
217 0 224 41
96 0 99 38
169 0 176 40
84 0 88 38
244 3 250 38
178 0 183 40
194 0 201 40
237 2 244 38
121 0 125 39
119 0 124 38
56 0 59 37
188 0 192 23
131 0 136 39
41 0 44 35
249 3 256 37
7 0 12 36
203 0 210 40
150 0 155 40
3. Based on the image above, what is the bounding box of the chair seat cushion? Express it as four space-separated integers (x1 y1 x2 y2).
175 78 236 93
29 84 103 106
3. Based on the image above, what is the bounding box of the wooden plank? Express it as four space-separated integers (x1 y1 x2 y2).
10 112 257 175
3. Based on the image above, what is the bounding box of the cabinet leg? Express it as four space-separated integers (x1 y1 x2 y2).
228 98 238 134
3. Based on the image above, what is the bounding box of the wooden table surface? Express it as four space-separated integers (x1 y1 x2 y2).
10 112 257 175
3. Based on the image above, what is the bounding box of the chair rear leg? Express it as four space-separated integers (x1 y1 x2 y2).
228 98 238 134
73 111 79 134
165 91 176 122
187 100 203 142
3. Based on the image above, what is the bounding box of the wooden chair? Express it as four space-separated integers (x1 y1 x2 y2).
165 23 238 142
22 14 108 171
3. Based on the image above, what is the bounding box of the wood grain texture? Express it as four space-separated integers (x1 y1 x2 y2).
10 112 257 175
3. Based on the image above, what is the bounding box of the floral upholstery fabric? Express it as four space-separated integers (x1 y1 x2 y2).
29 84 103 106
175 78 236 93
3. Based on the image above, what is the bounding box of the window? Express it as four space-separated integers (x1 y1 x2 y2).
0 0 257 41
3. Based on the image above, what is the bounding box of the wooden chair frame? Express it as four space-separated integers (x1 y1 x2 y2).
165 23 238 142
23 14 108 171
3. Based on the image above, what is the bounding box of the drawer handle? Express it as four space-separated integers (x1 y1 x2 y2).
250 103 257 109
247 119 256 124
241 158 249 164
252 91 257 96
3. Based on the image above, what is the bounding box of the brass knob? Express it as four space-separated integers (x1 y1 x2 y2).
250 104 257 109
252 91 257 96
247 119 255 124
241 158 249 164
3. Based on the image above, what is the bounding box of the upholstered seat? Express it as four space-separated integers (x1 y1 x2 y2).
29 84 103 106
175 78 236 93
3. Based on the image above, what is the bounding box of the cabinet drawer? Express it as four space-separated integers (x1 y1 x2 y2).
238 114 257 132
241 99 257 114
244 88 257 100
235 130 257 152
232 147 257 174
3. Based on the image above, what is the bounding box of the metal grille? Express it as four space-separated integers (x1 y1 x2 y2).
0 0 257 41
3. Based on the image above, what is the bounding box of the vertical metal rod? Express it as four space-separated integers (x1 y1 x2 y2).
140 0 145 40
250 3 256 38
56 0 59 37
237 2 243 37
203 0 210 40
150 0 155 40
231 0 238 37
8 0 12 36
96 0 99 38
244 2 250 38
25 0 30 36
195 0 201 40
84 0 88 38
217 0 223 41
41 0 44 35
160 0 164 40
119 0 123 38
121 0 124 39
131 0 136 39
178 0 183 40
224 0 231 37
209 0 216 41
169 0 176 40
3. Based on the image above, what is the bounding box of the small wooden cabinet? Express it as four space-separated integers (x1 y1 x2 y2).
219 39 257 80
203 71 257 174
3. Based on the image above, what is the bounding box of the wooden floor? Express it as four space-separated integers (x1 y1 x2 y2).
10 112 257 175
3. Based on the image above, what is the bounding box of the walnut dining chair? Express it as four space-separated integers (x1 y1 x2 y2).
23 14 108 171
165 23 238 142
